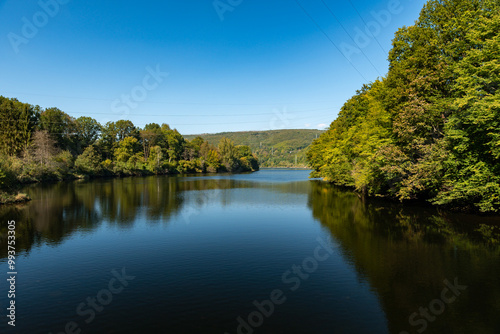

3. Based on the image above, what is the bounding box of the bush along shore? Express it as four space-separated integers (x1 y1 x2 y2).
307 0 500 213
0 96 259 204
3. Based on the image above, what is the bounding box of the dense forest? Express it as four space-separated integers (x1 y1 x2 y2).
185 129 324 167
307 0 499 213
0 96 259 202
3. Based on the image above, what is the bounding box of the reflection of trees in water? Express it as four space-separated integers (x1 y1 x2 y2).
1 177 499 332
0 205 37 259
0 176 315 259
0 182 102 258
0 177 186 257
308 181 500 334
0 177 303 255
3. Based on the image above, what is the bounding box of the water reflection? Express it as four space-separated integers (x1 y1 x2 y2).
0 173 499 333
308 181 500 334
0 175 313 258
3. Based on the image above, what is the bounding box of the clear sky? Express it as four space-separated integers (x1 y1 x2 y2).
0 0 426 135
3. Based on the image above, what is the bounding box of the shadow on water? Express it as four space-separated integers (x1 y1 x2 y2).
308 181 500 334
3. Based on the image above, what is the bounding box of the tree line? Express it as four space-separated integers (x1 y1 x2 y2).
307 0 499 213
0 96 259 201
185 129 324 168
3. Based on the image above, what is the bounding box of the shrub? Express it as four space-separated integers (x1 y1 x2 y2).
75 146 103 175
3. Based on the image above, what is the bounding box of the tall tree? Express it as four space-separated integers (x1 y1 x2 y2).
115 120 139 141
435 2 500 212
39 107 77 152
163 127 185 162
0 96 40 156
218 137 238 171
98 121 118 159
98 120 138 159
140 123 163 161
75 117 101 154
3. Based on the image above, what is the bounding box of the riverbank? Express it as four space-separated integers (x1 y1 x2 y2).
0 191 31 204
260 166 310 169
0 164 259 206
314 177 500 216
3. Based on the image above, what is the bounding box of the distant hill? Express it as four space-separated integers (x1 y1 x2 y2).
184 129 324 168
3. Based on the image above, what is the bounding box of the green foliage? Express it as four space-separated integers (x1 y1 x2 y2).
218 137 238 171
140 123 164 161
101 159 113 171
75 145 103 175
214 138 259 172
0 156 17 192
40 107 77 153
176 160 198 174
98 121 119 159
0 96 260 189
240 155 259 172
114 136 141 163
204 147 221 173
191 136 205 152
54 150 75 178
115 120 140 141
434 5 500 211
146 145 164 173
308 82 393 194
236 145 252 158
164 128 185 162
0 96 40 156
75 116 101 154
307 0 500 213
185 129 323 167
236 145 259 171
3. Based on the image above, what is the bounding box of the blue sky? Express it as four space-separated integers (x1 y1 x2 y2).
0 0 426 135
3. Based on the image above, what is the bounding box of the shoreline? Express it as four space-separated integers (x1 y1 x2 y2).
313 179 500 216
0 168 260 206
0 192 31 205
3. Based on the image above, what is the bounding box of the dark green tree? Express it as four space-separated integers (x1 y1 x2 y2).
74 145 103 175
0 96 40 156
140 123 164 161
75 116 101 154
115 120 139 141
39 107 77 153
163 127 185 162
98 120 138 160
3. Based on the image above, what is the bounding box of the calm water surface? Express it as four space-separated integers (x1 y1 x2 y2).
1 169 499 334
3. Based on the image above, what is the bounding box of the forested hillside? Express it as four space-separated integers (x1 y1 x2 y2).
307 0 499 213
185 129 324 167
0 97 259 202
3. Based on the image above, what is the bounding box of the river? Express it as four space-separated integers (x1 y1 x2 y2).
0 169 499 333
